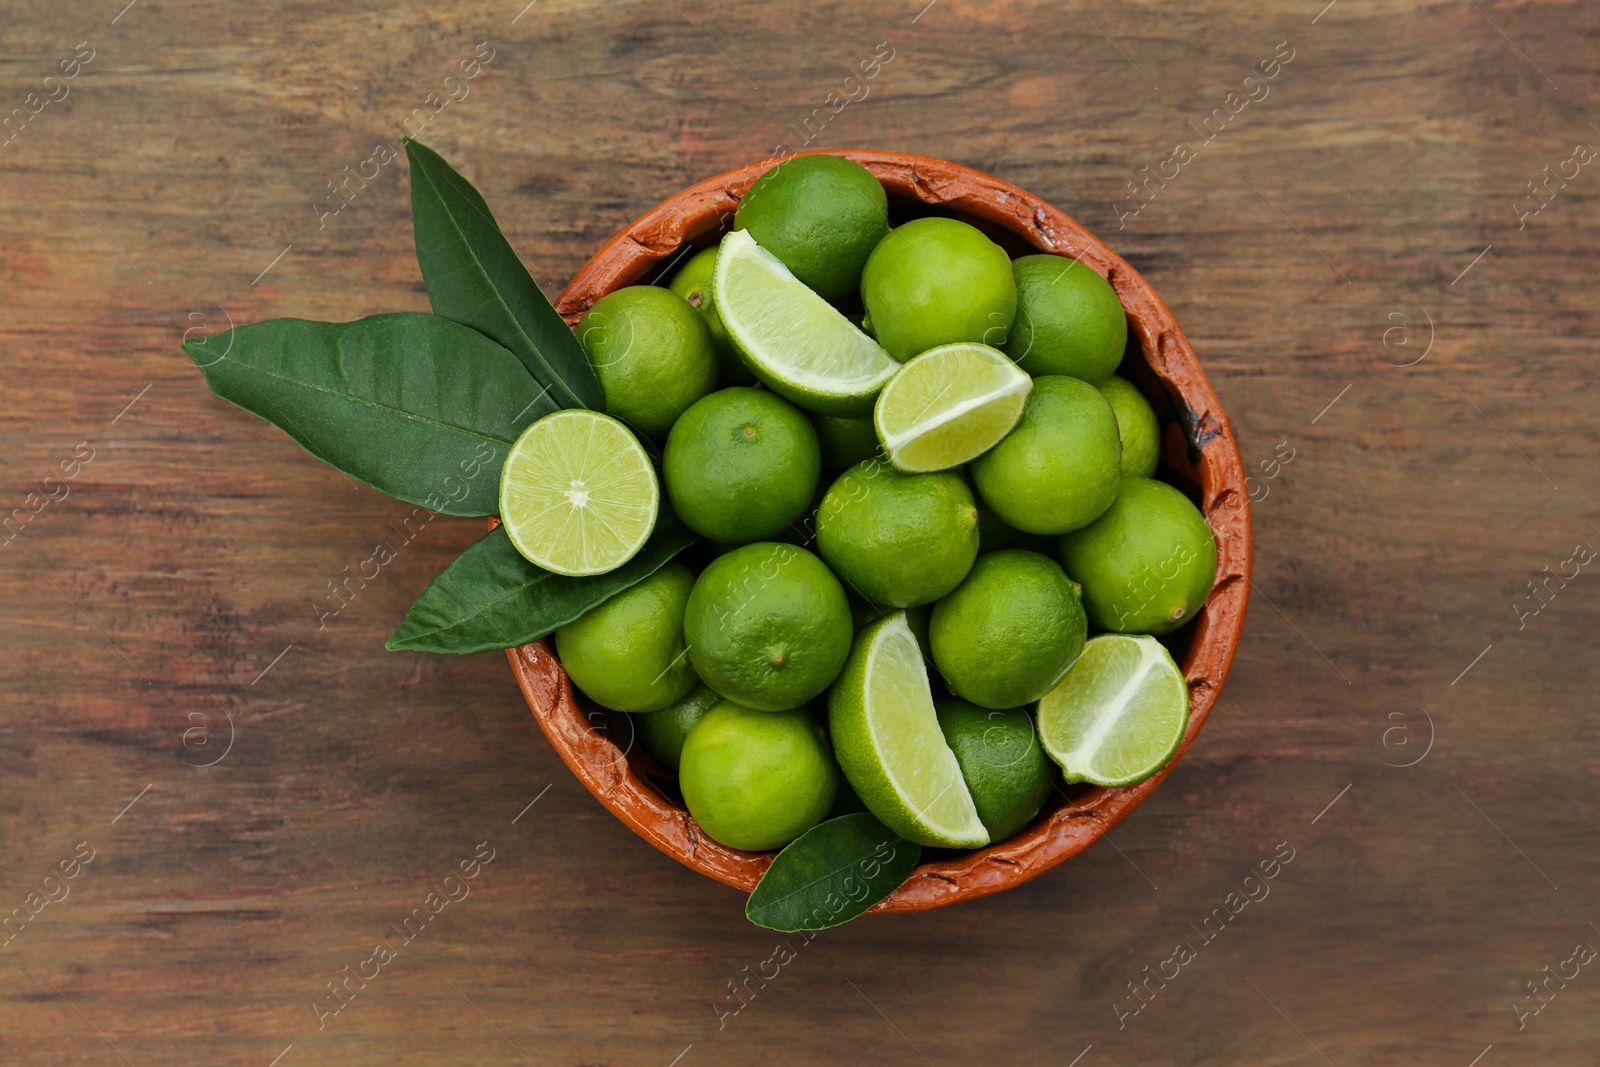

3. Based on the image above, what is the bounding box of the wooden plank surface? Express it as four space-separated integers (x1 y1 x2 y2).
2 1 1597 1064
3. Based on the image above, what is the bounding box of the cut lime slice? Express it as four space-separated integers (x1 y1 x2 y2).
827 613 989 848
498 410 658 577
713 229 900 416
1037 634 1188 788
873 342 1032 472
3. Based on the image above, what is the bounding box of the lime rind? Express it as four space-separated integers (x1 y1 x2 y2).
498 409 659 577
828 613 989 848
713 229 900 416
1037 634 1188 788
874 342 1033 472
1099 376 1161 478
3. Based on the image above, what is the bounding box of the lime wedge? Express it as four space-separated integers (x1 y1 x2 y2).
873 342 1032 472
827 612 989 848
498 409 659 577
1037 634 1188 788
713 229 900 416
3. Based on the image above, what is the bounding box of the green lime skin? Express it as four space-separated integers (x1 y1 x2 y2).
679 700 839 850
666 246 757 387
1098 375 1161 477
683 542 853 711
816 460 979 608
860 218 1017 361
812 413 881 470
1002 255 1128 382
554 563 698 713
734 155 890 301
769 478 827 554
577 286 719 439
635 682 722 773
970 375 1122 535
935 699 1054 842
663 387 821 544
929 549 1087 709
1058 477 1216 636
969 476 1061 554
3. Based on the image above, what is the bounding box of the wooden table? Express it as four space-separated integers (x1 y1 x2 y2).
2 1 1595 1063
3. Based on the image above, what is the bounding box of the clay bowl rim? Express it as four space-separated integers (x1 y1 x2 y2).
504 149 1253 914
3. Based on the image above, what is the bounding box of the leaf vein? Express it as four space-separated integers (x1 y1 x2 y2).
218 353 519 446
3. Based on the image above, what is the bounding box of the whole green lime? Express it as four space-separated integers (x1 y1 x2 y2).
935 699 1054 841
816 460 978 608
734 154 889 301
577 286 718 439
679 700 839 850
1003 254 1127 382
666 246 756 387
635 682 722 772
929 549 1086 709
860 218 1017 361
812 413 880 470
1058 476 1215 635
663 387 821 544
970 375 1122 535
683 542 853 711
1098 375 1161 477
554 563 697 713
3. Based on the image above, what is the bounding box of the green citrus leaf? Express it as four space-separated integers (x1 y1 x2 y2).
405 138 602 411
185 313 554 517
386 513 697 654
745 813 920 932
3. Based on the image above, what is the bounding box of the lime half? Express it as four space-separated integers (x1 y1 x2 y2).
498 409 658 576
874 342 1032 472
713 229 899 416
1037 634 1188 787
828 612 989 848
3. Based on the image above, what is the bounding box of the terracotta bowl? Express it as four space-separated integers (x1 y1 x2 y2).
505 150 1252 913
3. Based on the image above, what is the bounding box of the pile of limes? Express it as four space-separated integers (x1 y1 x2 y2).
498 155 1215 853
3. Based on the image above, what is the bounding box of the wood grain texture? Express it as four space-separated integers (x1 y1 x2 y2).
2 1 1597 1065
